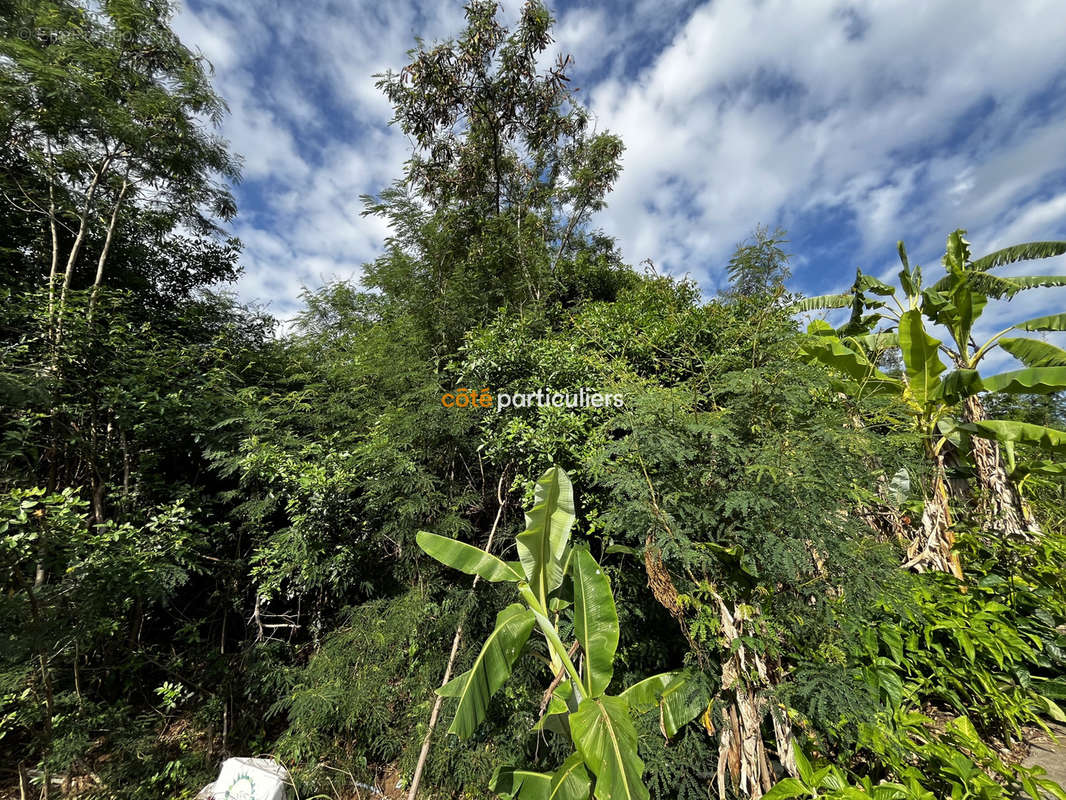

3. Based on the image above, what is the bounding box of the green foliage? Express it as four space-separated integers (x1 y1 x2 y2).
725 224 792 299
795 229 1066 459
273 589 480 787
0 0 241 301
2 2 1065 799
419 467 701 800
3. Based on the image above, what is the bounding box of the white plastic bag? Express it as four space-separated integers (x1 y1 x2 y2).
206 758 292 800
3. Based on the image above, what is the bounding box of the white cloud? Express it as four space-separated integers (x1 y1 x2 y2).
171 0 1066 329
571 0 1066 284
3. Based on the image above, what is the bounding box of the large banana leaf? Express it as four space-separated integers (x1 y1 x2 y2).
619 670 704 738
619 673 676 713
1010 460 1066 479
971 274 1066 299
549 753 592 800
980 367 1066 395
658 673 707 738
789 293 853 313
971 241 1066 272
416 531 524 582
517 466 576 604
491 768 551 800
954 285 987 352
848 331 899 352
572 548 618 697
999 337 1066 368
801 333 899 393
933 272 1066 298
439 603 535 739
1013 313 1066 332
570 695 649 800
959 420 1066 453
898 309 945 406
493 755 591 800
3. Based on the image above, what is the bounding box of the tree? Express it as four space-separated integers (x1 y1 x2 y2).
0 5 259 791
364 0 625 350
724 224 791 299
0 0 240 342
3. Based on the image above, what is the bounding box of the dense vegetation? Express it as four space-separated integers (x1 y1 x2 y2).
2 1 1066 799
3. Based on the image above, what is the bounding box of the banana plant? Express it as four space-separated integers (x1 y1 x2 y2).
792 231 1066 574
416 466 703 800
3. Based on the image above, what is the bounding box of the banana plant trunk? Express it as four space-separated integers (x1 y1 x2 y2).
962 396 1039 542
904 448 964 578
713 596 796 799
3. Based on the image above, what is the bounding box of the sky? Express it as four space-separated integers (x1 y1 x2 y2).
172 0 1066 367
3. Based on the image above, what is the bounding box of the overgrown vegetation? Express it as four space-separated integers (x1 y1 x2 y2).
1 1 1065 799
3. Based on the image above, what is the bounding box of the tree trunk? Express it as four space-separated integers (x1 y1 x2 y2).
46 140 60 342
406 473 509 800
55 156 111 346
713 596 796 800
962 395 1039 541
88 176 129 319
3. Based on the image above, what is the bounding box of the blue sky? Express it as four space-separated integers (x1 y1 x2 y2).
173 0 1066 366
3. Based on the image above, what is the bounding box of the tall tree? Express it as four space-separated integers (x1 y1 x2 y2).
0 0 240 342
365 0 624 351
724 224 791 299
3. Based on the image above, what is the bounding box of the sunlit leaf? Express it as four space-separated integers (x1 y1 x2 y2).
572 548 619 697
416 530 523 582
980 367 1066 395
959 420 1066 453
790 293 853 313
999 337 1066 367
570 695 649 800
517 466 576 605
971 241 1066 272
898 309 945 406
492 767 551 800
440 603 535 739
548 753 592 800
1013 313 1066 332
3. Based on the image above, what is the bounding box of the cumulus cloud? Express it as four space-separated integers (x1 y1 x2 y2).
173 0 1066 328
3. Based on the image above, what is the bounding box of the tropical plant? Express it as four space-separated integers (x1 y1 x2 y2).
795 230 1066 574
416 466 703 800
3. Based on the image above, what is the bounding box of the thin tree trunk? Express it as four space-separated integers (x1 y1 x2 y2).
55 156 111 346
46 140 60 342
549 203 584 276
120 428 131 496
88 176 129 319
406 473 509 800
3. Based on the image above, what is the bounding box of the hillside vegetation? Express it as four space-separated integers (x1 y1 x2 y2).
2 2 1066 799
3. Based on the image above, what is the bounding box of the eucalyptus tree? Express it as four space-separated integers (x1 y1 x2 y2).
365 0 625 351
795 231 1066 574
